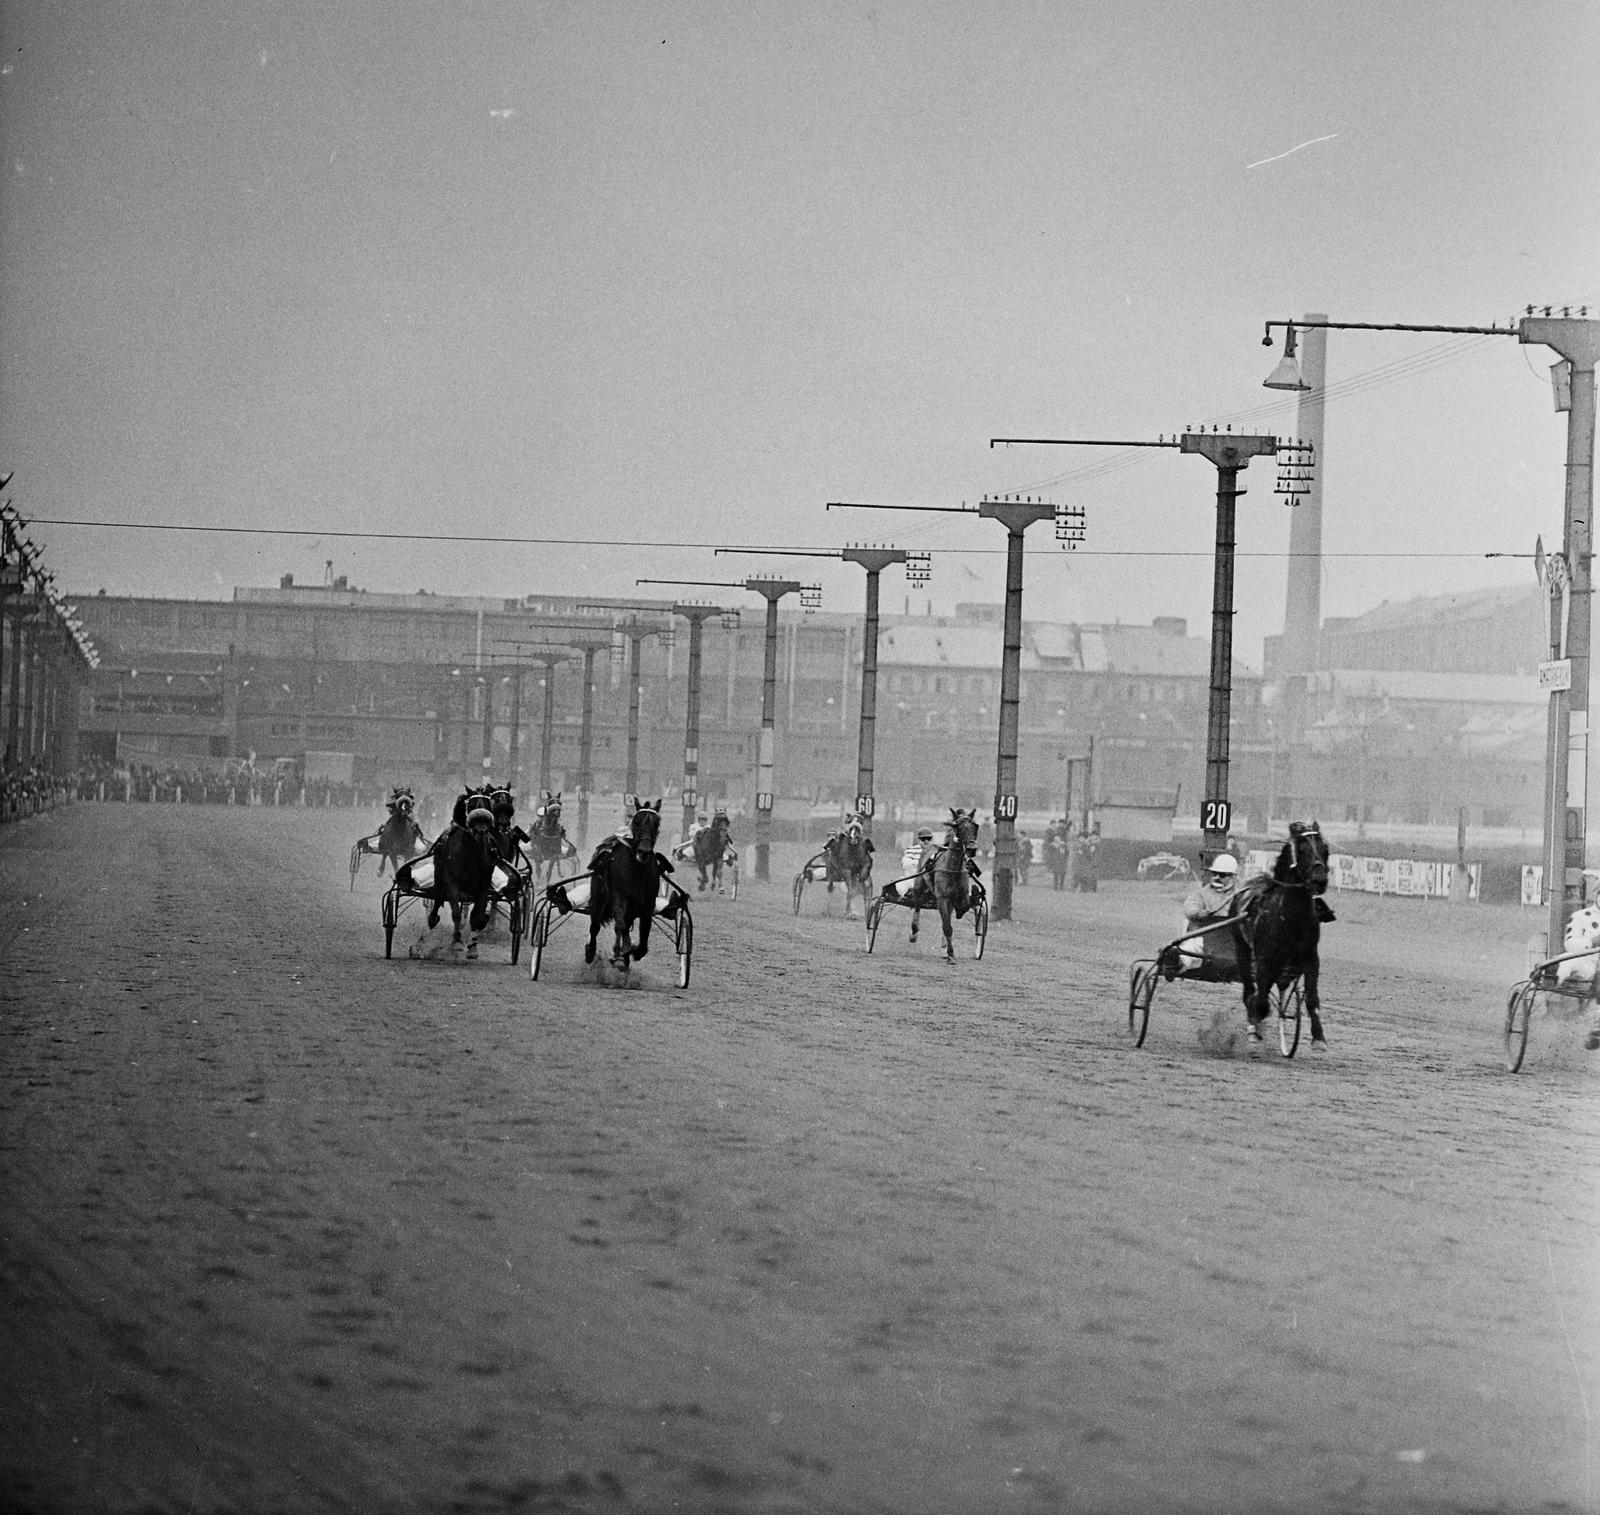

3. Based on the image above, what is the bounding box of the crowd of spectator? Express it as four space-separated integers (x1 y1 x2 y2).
0 765 73 824
2 760 386 822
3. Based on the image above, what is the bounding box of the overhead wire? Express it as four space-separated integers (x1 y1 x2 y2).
17 334 1536 573
18 518 1525 559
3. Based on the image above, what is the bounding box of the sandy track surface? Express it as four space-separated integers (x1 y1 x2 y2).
2 805 1596 1514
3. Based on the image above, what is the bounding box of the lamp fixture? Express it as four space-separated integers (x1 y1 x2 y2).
1263 322 1312 391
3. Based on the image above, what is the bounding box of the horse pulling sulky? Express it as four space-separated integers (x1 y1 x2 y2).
1126 821 1332 1056
528 797 694 987
523 791 579 885
380 784 530 962
672 808 739 898
792 814 874 919
1503 902 1600 1072
865 808 988 962
350 786 429 888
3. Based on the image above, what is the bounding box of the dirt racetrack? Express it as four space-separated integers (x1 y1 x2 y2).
2 802 1596 1514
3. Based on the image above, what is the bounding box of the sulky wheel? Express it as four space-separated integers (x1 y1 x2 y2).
792 872 805 915
865 898 883 954
1274 978 1304 1058
382 887 399 959
1128 960 1158 1047
1504 980 1535 1072
350 843 362 891
675 908 693 989
508 889 525 966
528 901 551 982
727 862 739 902
972 896 988 960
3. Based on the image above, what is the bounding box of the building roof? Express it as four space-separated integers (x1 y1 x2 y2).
1095 623 1223 678
1310 668 1545 707
1325 583 1538 632
878 624 1037 671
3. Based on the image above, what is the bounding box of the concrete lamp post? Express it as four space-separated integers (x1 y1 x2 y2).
1262 309 1595 955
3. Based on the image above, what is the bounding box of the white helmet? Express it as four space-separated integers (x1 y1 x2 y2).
1208 854 1239 878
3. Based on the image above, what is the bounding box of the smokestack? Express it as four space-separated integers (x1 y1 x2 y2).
1280 312 1327 738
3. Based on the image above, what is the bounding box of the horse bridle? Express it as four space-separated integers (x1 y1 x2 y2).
1280 827 1329 892
630 811 660 857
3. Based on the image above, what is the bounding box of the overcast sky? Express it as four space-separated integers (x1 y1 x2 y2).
2 1 1596 667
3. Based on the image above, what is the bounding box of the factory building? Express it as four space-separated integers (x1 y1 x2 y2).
71 577 1258 825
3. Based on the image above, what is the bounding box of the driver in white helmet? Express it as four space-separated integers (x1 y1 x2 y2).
1178 851 1240 971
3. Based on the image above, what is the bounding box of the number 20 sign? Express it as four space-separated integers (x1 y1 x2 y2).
1202 800 1231 833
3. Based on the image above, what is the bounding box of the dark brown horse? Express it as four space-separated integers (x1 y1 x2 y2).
585 798 671 973
1234 821 1332 1045
925 807 980 963
419 796 501 958
692 810 734 892
350 787 428 887
526 791 576 884
822 817 874 918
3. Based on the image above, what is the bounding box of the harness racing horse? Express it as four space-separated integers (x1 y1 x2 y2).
823 819 874 918
525 791 577 884
419 798 502 959
692 810 734 892
350 787 428 888
585 798 672 973
1234 821 1332 1046
925 808 980 962
488 786 531 868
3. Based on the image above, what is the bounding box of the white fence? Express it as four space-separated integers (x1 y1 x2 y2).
1244 849 1480 902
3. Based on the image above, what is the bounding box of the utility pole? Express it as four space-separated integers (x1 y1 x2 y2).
717 543 918 842
1260 308 1593 949
669 604 731 843
613 617 669 797
1522 315 1599 952
565 630 615 850
978 498 1056 920
829 495 1056 920
988 431 1279 864
1179 432 1279 858
506 668 524 792
479 670 495 781
491 650 579 797
742 579 803 878
841 548 907 838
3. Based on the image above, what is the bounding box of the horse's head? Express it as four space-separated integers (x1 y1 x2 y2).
845 816 864 844
947 807 979 855
1279 821 1330 894
463 799 498 857
628 798 663 857
490 786 515 825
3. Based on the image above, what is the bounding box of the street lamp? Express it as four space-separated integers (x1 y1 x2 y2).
1261 308 1596 956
